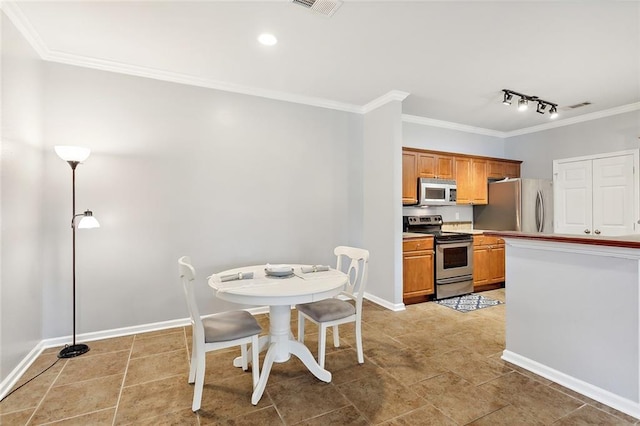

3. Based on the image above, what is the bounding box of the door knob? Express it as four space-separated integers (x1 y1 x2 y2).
584 229 591 234
594 229 601 235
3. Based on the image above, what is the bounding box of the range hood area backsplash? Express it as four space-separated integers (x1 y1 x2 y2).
402 205 474 228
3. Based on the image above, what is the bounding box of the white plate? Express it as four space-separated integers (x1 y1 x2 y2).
265 268 294 277
265 264 292 274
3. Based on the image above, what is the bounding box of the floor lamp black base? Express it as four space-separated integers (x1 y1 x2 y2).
58 343 90 359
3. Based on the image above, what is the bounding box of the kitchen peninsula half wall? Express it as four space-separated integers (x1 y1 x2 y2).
488 231 640 420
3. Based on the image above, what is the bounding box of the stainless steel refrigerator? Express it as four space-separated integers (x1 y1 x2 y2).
473 178 553 232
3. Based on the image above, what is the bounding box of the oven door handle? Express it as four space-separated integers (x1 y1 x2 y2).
436 242 472 251
437 275 474 285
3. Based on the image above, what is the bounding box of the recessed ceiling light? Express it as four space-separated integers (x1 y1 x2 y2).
258 33 277 46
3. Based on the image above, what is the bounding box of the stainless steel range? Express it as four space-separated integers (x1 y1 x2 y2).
403 214 474 299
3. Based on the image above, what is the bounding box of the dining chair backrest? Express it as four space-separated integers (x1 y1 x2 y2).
335 245 369 302
178 256 203 340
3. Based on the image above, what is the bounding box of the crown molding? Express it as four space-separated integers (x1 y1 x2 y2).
361 90 410 114
4 1 639 136
46 50 364 114
402 114 505 138
503 102 640 138
1 2 49 58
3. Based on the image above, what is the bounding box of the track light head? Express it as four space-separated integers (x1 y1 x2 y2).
536 102 547 114
517 97 528 111
549 106 558 119
502 91 513 105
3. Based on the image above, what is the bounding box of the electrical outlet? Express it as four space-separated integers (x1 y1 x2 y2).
455 212 460 220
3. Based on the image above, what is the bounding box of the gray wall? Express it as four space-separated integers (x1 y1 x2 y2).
363 100 404 305
39 63 364 339
505 111 640 179
1 12 44 380
403 121 506 158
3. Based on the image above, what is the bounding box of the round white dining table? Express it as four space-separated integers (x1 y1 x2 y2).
207 264 348 405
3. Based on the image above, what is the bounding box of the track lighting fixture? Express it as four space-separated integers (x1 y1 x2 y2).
502 89 558 120
517 97 528 111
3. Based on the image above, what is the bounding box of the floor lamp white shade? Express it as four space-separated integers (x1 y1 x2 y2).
55 145 91 163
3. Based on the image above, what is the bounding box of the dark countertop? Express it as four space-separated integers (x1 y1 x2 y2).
483 230 640 249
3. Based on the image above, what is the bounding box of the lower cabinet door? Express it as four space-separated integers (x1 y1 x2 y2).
403 250 434 297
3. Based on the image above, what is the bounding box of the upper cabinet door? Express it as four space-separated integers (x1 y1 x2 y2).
418 153 455 179
592 155 635 236
402 151 418 205
554 159 594 235
455 157 488 205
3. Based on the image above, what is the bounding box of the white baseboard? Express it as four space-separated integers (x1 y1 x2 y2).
364 292 405 311
0 306 269 400
0 341 46 401
502 350 640 420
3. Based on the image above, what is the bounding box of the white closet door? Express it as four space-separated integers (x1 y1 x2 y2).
592 154 635 236
554 160 593 235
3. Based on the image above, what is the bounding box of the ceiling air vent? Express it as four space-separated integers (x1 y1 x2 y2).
566 101 592 109
292 0 343 17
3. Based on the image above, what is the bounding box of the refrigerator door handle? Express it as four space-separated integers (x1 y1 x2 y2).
535 190 544 232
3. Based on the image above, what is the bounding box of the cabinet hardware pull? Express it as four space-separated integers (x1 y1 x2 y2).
584 229 591 234
594 229 601 235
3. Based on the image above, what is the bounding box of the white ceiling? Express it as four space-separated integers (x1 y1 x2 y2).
5 0 640 134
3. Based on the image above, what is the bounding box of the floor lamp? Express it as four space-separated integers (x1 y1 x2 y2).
55 146 100 359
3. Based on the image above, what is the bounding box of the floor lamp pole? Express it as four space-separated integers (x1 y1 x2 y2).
59 160 90 358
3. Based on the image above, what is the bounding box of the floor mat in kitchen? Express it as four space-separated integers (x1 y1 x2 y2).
435 293 503 312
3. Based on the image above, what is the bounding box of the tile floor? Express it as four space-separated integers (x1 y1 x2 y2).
1 289 638 425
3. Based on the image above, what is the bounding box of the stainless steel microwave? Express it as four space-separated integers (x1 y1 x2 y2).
418 178 457 206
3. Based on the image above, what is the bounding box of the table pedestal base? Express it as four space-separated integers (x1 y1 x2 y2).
233 305 332 405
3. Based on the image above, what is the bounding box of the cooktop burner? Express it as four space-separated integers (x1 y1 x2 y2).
403 214 473 243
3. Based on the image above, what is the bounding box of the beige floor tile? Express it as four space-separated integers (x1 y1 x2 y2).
130 331 187 358
554 404 635 425
324 349 380 385
129 407 199 425
0 359 62 414
267 375 350 424
548 382 640 424
124 348 189 386
380 404 458 425
0 407 34 425
296 405 368 426
8 289 640 425
55 350 129 386
78 335 134 357
369 348 447 386
115 375 193 424
336 370 426 424
467 404 547 425
44 408 115 425
413 371 508 424
197 373 271 423
202 405 284 426
30 374 122 424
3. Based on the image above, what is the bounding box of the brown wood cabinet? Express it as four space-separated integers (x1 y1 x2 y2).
473 235 505 291
402 151 418 205
403 237 434 303
455 157 488 205
402 148 522 206
487 160 521 180
417 152 455 179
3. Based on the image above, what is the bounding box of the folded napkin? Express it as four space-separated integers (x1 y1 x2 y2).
301 265 330 273
219 272 254 282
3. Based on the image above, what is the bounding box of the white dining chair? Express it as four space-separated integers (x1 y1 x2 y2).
178 256 262 411
296 246 370 368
